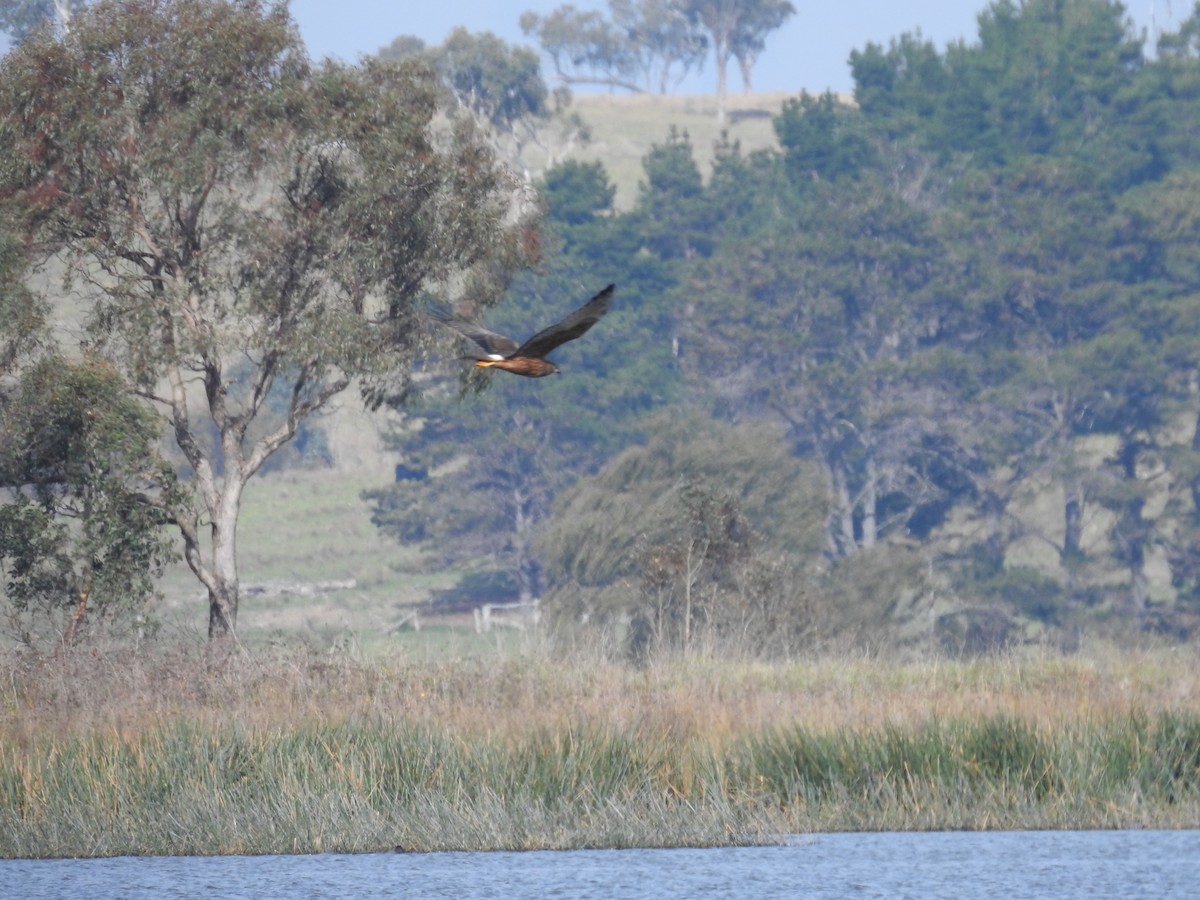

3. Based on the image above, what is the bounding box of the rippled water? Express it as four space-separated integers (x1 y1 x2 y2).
5 830 1198 899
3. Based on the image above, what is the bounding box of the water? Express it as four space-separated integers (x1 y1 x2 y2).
5 830 1198 899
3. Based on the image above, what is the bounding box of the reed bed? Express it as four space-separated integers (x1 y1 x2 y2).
2 643 1198 857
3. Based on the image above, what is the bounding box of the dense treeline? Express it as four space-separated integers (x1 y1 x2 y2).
372 0 1200 655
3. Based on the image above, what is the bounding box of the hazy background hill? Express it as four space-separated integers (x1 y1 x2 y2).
551 92 795 208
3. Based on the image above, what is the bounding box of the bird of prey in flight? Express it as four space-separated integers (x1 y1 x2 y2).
432 284 614 377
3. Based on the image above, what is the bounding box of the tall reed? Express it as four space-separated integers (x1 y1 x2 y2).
3 712 1199 857
2 643 1198 857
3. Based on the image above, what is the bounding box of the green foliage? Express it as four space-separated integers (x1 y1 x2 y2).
0 216 47 372
632 127 717 259
0 356 176 648
538 414 825 648
684 161 955 557
539 160 616 226
774 91 874 182
429 27 550 131
853 0 1154 179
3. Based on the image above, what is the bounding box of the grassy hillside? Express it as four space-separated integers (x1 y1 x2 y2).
566 91 796 208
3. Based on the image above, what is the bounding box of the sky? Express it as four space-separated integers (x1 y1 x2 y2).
288 1 1186 97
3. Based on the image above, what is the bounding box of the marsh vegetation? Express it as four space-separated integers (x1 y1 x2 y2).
3 644 1197 857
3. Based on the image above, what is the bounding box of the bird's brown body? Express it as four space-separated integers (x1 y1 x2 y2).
431 285 614 378
473 357 561 377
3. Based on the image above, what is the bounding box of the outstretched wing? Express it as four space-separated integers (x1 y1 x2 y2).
513 284 615 360
429 308 520 359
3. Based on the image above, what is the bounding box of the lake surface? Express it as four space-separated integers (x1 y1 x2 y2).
5 830 1198 899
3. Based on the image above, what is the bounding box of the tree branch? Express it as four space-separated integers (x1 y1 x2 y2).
243 366 350 478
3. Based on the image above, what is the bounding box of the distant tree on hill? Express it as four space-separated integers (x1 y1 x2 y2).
377 34 426 61
521 0 710 95
379 27 587 175
679 0 795 121
520 4 647 94
430 28 551 134
613 0 709 93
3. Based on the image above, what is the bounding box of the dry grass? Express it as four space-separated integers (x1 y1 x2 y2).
558 91 799 209
5 641 1198 744
3 643 1199 857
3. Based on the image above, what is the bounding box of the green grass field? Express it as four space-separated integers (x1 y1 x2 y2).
157 467 446 646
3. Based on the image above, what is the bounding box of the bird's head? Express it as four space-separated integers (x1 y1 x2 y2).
548 363 561 376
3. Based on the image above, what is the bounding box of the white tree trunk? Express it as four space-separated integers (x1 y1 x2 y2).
53 0 72 35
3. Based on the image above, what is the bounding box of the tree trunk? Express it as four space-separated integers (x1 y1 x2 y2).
715 53 728 125
205 476 246 640
981 486 1006 572
513 487 536 605
738 54 754 93
1063 479 1083 558
1190 411 1200 516
829 463 856 557
63 574 92 649
1116 439 1150 621
861 456 878 549
208 581 238 640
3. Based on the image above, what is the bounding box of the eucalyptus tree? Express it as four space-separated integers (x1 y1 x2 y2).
522 1 708 95
0 355 177 649
520 4 645 93
679 0 795 120
611 0 708 94
522 0 793 100
0 0 530 639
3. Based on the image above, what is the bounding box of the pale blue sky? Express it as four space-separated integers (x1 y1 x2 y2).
289 1 1184 95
